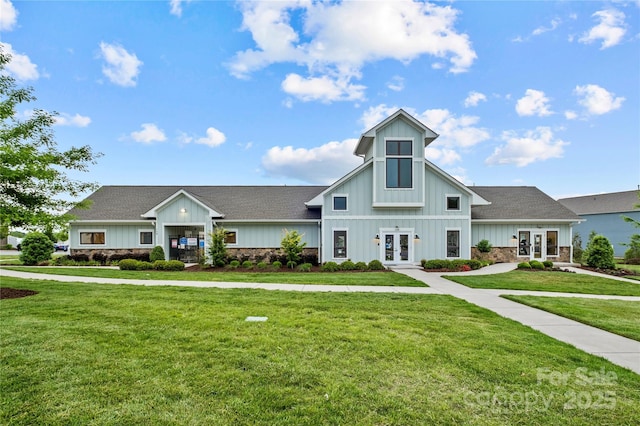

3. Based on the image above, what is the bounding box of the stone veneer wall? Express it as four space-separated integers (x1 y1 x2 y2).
471 246 571 263
226 247 319 264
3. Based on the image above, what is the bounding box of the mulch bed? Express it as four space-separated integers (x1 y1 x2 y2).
185 265 390 273
0 288 39 299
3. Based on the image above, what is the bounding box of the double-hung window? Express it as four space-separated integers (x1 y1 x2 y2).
80 231 105 245
386 140 412 188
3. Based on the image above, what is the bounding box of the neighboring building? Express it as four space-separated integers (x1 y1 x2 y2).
68 109 581 265
558 190 640 257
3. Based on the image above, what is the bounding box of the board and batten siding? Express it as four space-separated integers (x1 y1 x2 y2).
156 194 212 224
71 223 155 249
217 223 320 249
571 212 639 257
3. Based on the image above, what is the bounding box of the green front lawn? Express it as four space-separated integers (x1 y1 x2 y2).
4 266 425 287
1 277 638 424
445 270 640 296
503 295 640 341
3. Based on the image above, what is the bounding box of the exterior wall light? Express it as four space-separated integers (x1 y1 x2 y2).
414 235 420 240
180 208 187 213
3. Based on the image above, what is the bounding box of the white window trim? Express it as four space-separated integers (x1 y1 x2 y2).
138 229 154 247
384 138 414 190
332 228 348 260
332 194 348 212
78 229 107 246
445 194 462 212
224 228 238 246
445 227 462 259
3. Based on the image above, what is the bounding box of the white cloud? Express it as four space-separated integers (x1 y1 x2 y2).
196 127 226 147
169 0 191 17
0 42 39 80
532 18 561 36
99 42 143 87
54 113 91 127
574 84 624 115
486 127 568 167
387 76 405 92
515 89 553 117
261 138 362 184
0 0 18 31
464 91 487 107
564 110 578 120
131 123 166 144
281 73 366 103
579 9 626 49
229 1 476 102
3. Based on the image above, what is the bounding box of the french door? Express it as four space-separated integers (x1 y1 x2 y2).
383 232 411 263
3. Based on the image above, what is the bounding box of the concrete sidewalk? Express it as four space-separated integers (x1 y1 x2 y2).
394 266 640 374
1 264 639 373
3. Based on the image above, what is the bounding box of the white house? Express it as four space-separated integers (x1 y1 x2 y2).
68 110 581 265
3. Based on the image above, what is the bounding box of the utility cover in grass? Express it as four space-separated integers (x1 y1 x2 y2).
245 316 268 322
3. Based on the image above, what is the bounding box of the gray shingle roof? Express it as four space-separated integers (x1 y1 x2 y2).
558 190 639 215
471 186 582 221
68 186 327 221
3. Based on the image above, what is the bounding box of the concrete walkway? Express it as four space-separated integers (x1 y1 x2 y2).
1 264 639 374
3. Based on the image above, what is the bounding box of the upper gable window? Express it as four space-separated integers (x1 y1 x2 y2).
386 140 412 189
446 195 461 211
333 195 347 211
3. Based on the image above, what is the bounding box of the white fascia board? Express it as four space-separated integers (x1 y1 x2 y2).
69 220 152 225
141 189 223 218
216 219 321 224
472 219 585 224
305 159 372 207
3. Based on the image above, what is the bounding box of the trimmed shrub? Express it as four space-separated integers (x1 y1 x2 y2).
543 260 554 268
354 261 369 271
297 263 312 272
228 260 240 269
529 260 544 270
476 239 492 253
165 260 185 271
583 235 615 269
257 261 268 269
422 259 451 270
340 260 356 271
119 259 143 270
368 259 385 271
150 245 166 262
466 259 483 270
286 260 297 269
321 261 340 272
301 253 319 266
19 232 54 265
517 262 531 269
242 260 254 269
271 261 282 269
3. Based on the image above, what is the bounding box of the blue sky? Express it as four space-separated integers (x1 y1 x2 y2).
2 0 638 200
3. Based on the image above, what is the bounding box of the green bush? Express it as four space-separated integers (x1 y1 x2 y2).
228 260 240 269
340 260 356 271
354 261 369 271
19 232 54 265
208 227 228 267
367 259 385 271
476 239 492 253
529 260 544 270
422 259 451 269
321 261 340 272
281 229 306 269
271 261 282 269
466 259 483 270
165 260 185 271
119 259 153 270
517 262 531 269
242 260 254 269
257 261 268 269
623 234 640 263
583 235 615 269
286 260 297 269
149 245 165 262
543 260 554 268
297 263 312 272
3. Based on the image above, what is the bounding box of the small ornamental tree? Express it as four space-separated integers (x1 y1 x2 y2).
281 229 306 269
622 234 640 263
19 232 54 265
583 234 615 269
477 239 492 253
208 227 228 267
